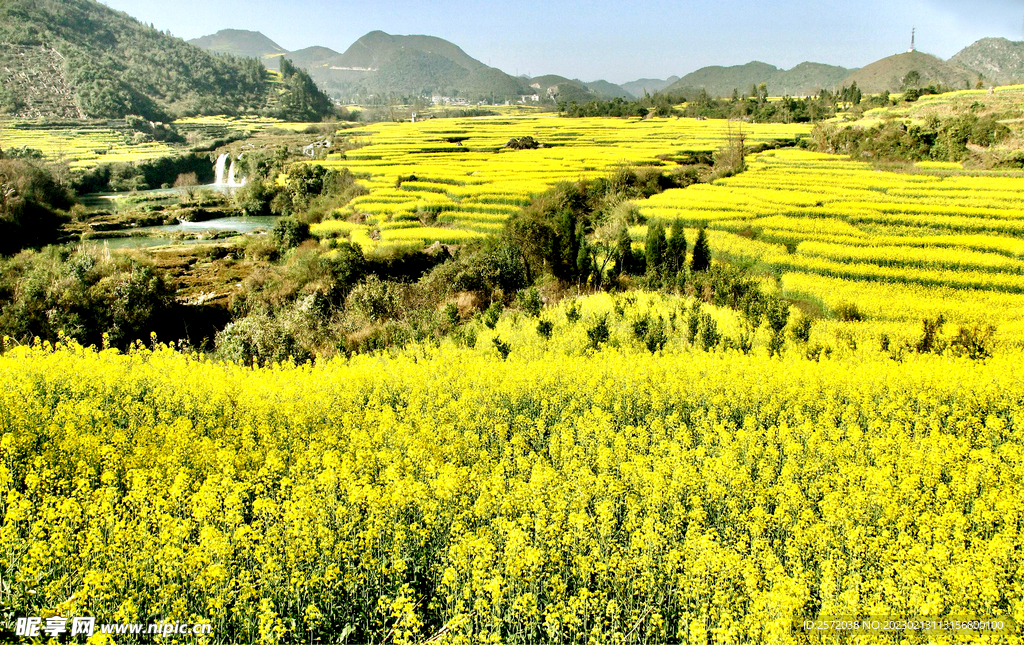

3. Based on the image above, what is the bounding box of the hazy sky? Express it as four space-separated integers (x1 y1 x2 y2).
99 0 1022 84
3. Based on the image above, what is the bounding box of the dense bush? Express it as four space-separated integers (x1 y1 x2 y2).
0 159 72 255
0 246 172 348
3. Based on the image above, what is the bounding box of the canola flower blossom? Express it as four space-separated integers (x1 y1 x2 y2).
1 310 1023 643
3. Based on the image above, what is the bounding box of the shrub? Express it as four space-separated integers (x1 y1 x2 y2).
691 228 711 273
586 315 610 350
697 313 721 351
537 319 554 339
517 287 543 317
216 313 311 367
492 336 512 359
565 300 581 324
482 302 503 329
790 314 813 343
949 323 995 360
834 302 864 322
644 319 668 353
273 217 311 248
915 315 947 355
346 276 406 322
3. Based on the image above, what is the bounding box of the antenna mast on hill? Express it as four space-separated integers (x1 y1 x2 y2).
908 27 916 53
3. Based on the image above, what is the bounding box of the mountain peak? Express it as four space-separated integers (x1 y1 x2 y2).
187 29 286 60
950 37 1024 85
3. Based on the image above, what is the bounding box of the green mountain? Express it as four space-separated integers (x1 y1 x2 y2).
661 61 851 97
620 76 680 97
523 75 600 104
663 61 779 97
0 0 332 121
584 80 634 100
949 38 1024 86
838 51 972 94
187 29 286 64
773 62 852 95
234 31 527 101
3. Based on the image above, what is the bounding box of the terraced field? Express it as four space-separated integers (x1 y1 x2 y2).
0 121 175 169
0 116 316 170
310 115 809 248
632 148 1024 342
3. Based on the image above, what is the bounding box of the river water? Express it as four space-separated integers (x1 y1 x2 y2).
85 216 280 250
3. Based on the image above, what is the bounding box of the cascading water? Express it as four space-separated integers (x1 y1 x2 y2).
214 153 229 186
212 152 246 187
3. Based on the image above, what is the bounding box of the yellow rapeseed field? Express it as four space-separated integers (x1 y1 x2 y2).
632 148 1024 342
2 304 1023 643
309 116 809 250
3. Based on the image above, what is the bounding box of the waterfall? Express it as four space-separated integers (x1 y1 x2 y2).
227 157 237 186
214 153 229 186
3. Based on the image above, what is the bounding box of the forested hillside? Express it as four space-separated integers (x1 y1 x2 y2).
0 0 333 121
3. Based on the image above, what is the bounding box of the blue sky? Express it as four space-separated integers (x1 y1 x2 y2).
100 0 1022 84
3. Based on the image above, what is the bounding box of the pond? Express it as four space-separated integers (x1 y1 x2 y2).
84 216 280 250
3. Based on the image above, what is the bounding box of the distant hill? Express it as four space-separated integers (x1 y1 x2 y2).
662 61 852 97
664 61 779 97
584 80 634 100
950 38 1024 86
0 0 333 121
621 77 679 97
197 30 529 102
773 62 852 95
525 75 597 104
187 29 286 64
838 51 972 94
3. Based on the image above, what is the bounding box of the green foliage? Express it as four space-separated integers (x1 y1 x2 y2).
565 300 581 324
277 58 335 122
666 219 687 277
812 111 1011 164
834 301 865 322
419 237 528 302
536 319 554 339
516 287 543 317
505 136 541 150
0 1 335 121
492 336 512 360
482 301 502 329
644 220 667 282
0 246 172 348
916 314 948 355
215 312 312 367
346 276 406 322
949 323 996 360
790 313 813 343
505 168 685 285
272 217 311 249
696 313 721 351
691 228 711 273
586 315 610 349
0 159 72 255
235 178 280 217
765 296 790 357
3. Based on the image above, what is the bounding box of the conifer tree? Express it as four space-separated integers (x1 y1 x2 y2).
645 220 667 280
691 227 711 272
666 219 687 277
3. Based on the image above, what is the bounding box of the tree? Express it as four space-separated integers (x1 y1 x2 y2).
902 70 921 90
666 219 687 277
645 220 666 280
614 224 637 276
691 227 711 272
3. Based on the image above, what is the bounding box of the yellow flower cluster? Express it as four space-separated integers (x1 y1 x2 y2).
632 148 1024 341
2 316 1023 643
308 116 809 251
